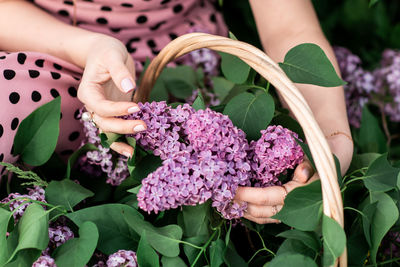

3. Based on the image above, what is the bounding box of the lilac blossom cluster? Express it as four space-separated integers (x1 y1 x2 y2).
374 49 400 122
0 186 46 221
334 46 377 127
334 47 400 127
249 126 304 187
125 102 303 219
79 113 130 186
32 255 57 267
105 250 138 267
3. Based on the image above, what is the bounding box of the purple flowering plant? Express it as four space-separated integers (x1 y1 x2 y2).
3 39 395 267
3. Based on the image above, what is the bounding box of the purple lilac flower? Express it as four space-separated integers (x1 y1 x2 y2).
106 250 137 267
374 49 400 122
32 255 57 267
0 186 46 221
334 46 377 127
249 126 304 187
48 226 74 248
79 111 130 186
131 103 301 219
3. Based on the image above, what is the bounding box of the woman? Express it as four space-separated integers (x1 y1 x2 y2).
0 0 353 224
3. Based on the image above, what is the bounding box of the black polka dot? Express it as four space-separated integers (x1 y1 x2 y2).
11 118 19 131
74 109 80 120
121 3 133 7
150 21 166 31
147 40 156 48
53 63 62 70
69 131 80 141
126 38 140 53
161 0 170 4
50 88 60 98
169 33 178 40
83 0 93 2
129 37 141 42
17 53 27 65
73 76 80 81
35 59 44 68
110 28 122 33
31 91 42 102
96 17 108 25
51 72 61 80
151 49 160 56
136 15 147 24
9 92 20 104
173 4 183 13
3 69 16 80
126 46 137 54
0 153 3 162
189 21 195 26
60 112 63 119
68 87 77 97
29 70 40 78
61 149 74 155
58 10 69 17
0 124 3 138
0 56 5 60
101 6 112 11
210 13 216 23
64 0 73 5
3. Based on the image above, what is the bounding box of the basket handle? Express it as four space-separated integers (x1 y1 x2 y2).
136 33 346 267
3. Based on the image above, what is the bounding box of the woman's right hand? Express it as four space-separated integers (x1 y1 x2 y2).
77 35 147 158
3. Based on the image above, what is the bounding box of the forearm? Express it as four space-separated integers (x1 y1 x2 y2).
0 0 105 68
249 0 352 173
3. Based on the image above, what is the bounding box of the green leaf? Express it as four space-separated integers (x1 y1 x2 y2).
46 179 94 211
368 192 399 264
192 90 206 111
161 256 187 267
182 203 209 238
149 78 169 102
277 229 321 252
223 241 247 267
363 153 399 192
278 43 345 87
369 0 379 7
271 114 305 141
210 239 225 267
211 77 235 102
0 208 12 265
137 231 160 267
358 106 387 153
4 249 40 267
99 132 121 149
223 92 274 140
124 210 183 257
219 52 250 84
348 153 380 173
221 85 254 104
6 204 48 264
276 239 315 259
273 180 322 231
165 79 196 99
66 143 97 179
13 97 61 165
322 215 346 266
295 139 316 170
131 154 162 183
362 201 377 247
67 204 141 254
53 221 99 267
267 254 317 267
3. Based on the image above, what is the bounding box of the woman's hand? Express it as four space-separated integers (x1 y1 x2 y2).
235 132 353 224
77 36 146 157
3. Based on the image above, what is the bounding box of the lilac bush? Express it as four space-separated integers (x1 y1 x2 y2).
106 250 137 267
32 255 57 267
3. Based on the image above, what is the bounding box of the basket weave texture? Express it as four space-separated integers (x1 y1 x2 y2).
136 33 346 267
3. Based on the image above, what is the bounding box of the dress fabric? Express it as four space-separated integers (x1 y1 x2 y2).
0 0 227 166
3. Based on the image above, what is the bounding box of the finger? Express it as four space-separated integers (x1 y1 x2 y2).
234 186 287 206
110 142 134 158
109 55 136 93
78 84 140 117
245 204 282 218
93 114 146 134
292 160 314 183
244 214 281 224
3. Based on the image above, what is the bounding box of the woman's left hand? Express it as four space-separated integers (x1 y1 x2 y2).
234 160 316 224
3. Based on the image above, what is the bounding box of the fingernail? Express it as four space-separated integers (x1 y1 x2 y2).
128 106 140 114
302 167 311 180
123 151 132 158
133 124 146 133
121 78 135 93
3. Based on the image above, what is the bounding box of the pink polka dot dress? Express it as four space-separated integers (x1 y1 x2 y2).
0 0 227 167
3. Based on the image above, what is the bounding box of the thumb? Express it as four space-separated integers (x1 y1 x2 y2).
292 160 314 184
109 55 136 93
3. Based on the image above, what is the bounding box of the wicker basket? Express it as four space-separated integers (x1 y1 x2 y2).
136 33 346 267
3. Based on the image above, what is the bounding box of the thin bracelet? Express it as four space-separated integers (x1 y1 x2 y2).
326 131 353 143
